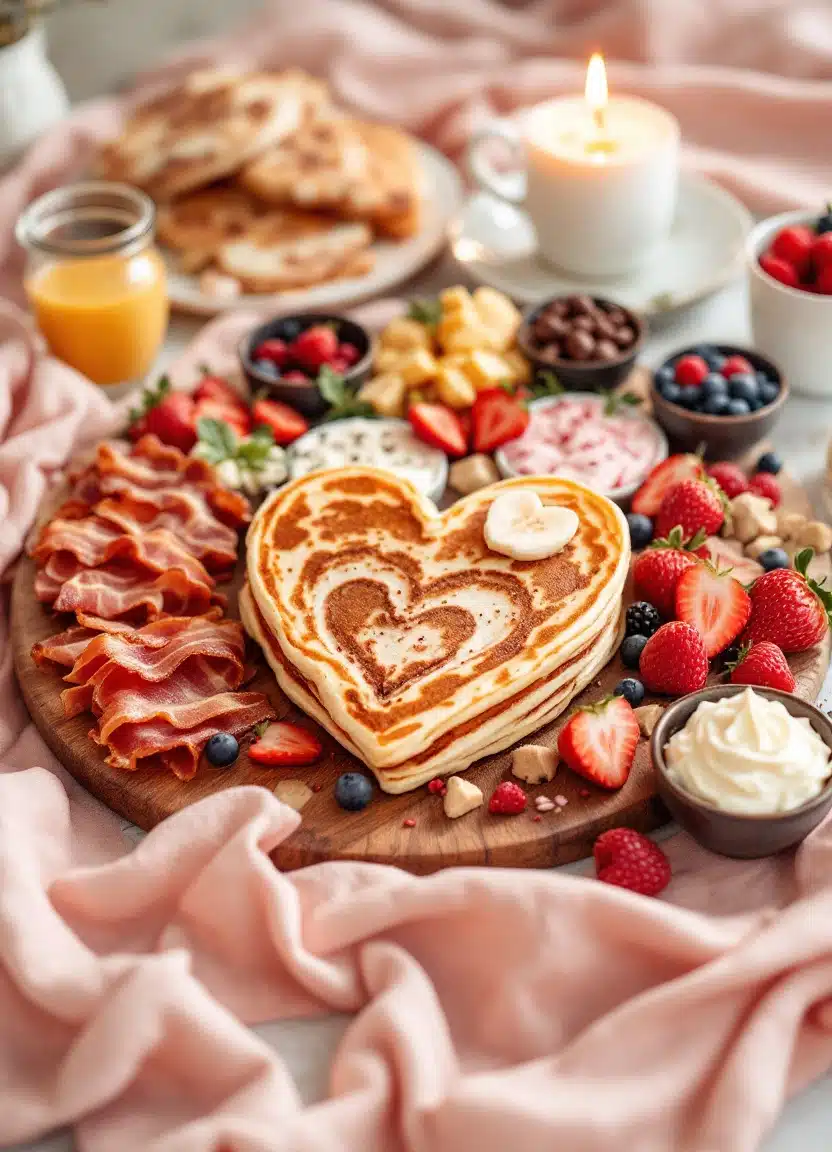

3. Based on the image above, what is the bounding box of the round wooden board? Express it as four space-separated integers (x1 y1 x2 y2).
11 470 831 874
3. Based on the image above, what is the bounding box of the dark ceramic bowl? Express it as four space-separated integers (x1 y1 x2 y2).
238 311 374 418
651 684 832 858
650 344 788 460
517 295 646 391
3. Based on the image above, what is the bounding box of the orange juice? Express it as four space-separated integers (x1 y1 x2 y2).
26 248 169 387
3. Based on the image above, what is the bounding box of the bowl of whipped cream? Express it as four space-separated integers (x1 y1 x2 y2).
651 684 832 858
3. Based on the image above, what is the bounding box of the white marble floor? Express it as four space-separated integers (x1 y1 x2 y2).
10 258 832 1151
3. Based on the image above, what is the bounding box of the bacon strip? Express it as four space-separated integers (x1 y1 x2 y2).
52 566 223 622
33 523 216 588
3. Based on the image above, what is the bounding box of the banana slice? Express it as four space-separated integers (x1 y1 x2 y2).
484 491 579 561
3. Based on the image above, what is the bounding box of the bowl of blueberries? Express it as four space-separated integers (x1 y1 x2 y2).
651 342 788 458
239 311 374 417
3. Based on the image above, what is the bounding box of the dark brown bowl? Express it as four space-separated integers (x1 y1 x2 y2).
651 684 832 859
517 295 646 391
651 344 788 460
238 311 374 418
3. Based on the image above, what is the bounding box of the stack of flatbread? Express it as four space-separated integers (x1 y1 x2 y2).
97 69 423 294
240 468 630 794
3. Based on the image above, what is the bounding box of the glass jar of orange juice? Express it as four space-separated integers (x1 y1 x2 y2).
16 182 169 389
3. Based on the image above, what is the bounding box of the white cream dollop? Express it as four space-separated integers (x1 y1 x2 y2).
664 688 831 815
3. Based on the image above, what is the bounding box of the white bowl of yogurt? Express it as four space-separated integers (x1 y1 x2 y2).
494 393 667 504
652 685 832 858
286 417 448 504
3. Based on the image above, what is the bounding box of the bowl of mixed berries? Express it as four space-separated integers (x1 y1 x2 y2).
240 312 374 417
651 342 787 457
747 205 832 397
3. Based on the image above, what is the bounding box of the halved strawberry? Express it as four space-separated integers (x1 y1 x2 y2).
194 397 251 438
252 398 309 445
248 721 322 766
194 374 246 408
631 453 704 517
674 562 751 657
557 695 639 790
471 388 529 453
408 401 467 456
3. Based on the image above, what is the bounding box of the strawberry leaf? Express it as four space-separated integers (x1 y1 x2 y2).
128 374 170 426
601 390 641 417
796 548 832 626
252 720 271 740
724 642 751 674
529 369 563 399
407 297 442 329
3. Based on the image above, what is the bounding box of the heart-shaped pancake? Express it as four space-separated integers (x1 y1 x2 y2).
246 468 629 770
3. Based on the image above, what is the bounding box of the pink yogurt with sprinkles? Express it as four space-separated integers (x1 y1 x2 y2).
497 394 667 498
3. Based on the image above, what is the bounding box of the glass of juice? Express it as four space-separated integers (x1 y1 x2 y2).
16 182 169 390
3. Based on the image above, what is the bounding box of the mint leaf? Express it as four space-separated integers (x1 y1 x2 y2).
317 365 347 408
602 390 641 416
196 417 237 463
529 369 563 399
237 427 275 468
407 298 442 328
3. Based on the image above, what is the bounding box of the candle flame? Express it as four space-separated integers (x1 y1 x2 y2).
585 52 608 134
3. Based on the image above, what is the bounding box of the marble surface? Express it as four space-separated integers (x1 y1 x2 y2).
11 254 832 1151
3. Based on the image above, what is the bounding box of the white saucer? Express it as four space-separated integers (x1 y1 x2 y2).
450 174 752 316
166 140 463 317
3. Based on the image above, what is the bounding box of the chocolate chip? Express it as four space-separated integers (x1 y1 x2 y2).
595 339 620 361
614 325 636 348
566 330 596 360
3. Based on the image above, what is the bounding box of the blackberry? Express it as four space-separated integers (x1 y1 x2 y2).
625 601 661 639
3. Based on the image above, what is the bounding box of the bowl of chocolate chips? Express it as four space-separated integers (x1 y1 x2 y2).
518 294 645 391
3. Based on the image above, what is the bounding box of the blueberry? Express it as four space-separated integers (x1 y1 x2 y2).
727 398 751 416
758 547 790 572
756 450 782 474
694 345 726 372
625 601 662 638
335 772 374 811
620 634 649 669
660 381 682 405
703 394 731 416
655 364 675 388
626 513 653 550
679 385 701 409
701 372 728 399
759 381 779 405
254 357 280 379
204 733 239 768
728 372 759 405
614 678 645 707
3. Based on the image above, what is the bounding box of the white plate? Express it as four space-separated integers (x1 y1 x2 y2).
449 174 752 316
165 140 463 317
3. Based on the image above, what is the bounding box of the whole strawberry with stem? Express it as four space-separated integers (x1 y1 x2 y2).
632 526 707 617
744 548 832 653
639 621 709 696
654 476 726 540
728 641 796 693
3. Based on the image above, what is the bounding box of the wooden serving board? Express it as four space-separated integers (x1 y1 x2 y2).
11 471 831 874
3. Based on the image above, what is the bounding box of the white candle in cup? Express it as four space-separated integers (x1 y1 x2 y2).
468 55 680 278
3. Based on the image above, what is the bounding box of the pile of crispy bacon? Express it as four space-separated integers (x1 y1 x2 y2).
30 435 274 779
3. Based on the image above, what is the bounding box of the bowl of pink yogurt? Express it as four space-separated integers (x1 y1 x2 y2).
495 393 667 504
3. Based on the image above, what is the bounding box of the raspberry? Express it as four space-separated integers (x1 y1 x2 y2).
427 778 447 796
488 780 527 815
593 828 671 897
749 472 781 508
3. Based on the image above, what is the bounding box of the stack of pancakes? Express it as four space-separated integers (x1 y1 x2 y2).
241 468 630 793
97 69 422 292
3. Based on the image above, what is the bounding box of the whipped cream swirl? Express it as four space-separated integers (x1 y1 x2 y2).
664 687 831 815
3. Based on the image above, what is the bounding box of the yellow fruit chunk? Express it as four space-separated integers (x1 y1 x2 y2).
378 316 432 352
439 285 474 314
435 363 476 409
397 346 439 387
472 287 522 352
501 348 532 387
459 349 516 391
374 346 406 374
358 373 407 418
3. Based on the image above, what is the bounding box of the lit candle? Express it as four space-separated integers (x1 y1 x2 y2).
468 55 681 277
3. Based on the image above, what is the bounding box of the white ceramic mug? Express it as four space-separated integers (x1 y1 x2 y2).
467 96 680 278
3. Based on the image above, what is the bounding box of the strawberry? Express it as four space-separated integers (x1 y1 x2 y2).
631 453 704 517
593 828 671 897
674 562 751 657
248 721 322 766
408 401 467 457
252 398 309 445
722 354 754 378
639 621 709 696
194 374 246 408
338 342 361 366
253 338 289 366
759 253 800 289
557 695 639 790
471 388 529 453
707 461 748 500
770 224 815 278
654 476 725 540
282 369 311 384
744 548 832 652
749 472 781 507
812 232 832 274
289 325 339 370
728 641 796 692
488 780 527 814
129 376 197 453
194 397 251 439
632 527 707 617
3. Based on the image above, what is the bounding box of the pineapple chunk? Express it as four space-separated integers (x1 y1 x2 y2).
435 363 476 409
378 316 432 352
358 373 407 418
397 346 439 387
472 287 522 352
459 349 516 391
374 346 406 374
501 348 532 387
437 317 489 354
439 285 474 314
